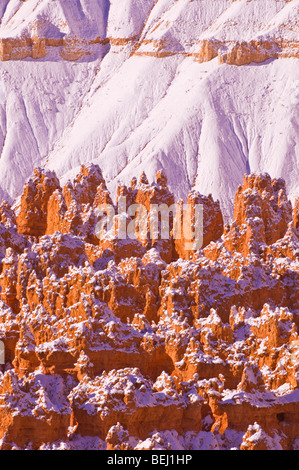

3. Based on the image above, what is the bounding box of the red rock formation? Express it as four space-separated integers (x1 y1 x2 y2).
46 164 109 244
105 423 130 450
0 249 19 313
194 39 222 63
69 369 202 440
0 35 106 62
0 370 72 449
0 166 298 449
218 40 279 66
174 191 223 260
240 423 288 450
17 168 60 237
223 173 293 256
294 198 299 231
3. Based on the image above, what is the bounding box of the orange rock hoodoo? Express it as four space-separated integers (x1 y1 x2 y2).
0 165 298 450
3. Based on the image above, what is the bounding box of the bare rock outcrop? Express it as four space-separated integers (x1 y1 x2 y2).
17 168 60 237
0 165 298 449
223 173 293 257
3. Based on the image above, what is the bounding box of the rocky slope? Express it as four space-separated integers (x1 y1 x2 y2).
0 0 298 218
0 165 298 450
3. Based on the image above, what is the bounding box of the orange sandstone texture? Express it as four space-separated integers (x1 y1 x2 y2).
0 33 298 65
0 167 298 450
0 18 299 66
16 168 60 237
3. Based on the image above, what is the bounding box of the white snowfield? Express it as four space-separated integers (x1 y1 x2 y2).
0 0 298 219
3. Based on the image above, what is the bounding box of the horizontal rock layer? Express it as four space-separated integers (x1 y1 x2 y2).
0 36 298 65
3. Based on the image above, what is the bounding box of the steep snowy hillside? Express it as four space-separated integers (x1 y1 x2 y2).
0 0 298 218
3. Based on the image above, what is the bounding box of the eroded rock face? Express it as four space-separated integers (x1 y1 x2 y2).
0 22 298 66
175 191 224 260
223 173 293 257
219 39 299 66
16 168 60 237
69 369 202 440
0 370 73 449
240 422 288 451
0 166 298 450
46 164 109 244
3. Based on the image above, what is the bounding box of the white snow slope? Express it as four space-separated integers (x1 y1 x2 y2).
0 0 298 219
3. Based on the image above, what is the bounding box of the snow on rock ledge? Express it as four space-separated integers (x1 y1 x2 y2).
0 0 298 63
0 165 298 449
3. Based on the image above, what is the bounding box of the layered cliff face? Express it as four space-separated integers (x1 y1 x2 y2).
0 0 298 220
0 165 298 450
0 0 298 63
